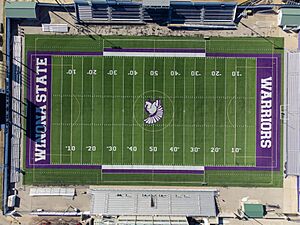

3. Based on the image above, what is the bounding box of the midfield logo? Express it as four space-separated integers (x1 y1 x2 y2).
144 99 164 125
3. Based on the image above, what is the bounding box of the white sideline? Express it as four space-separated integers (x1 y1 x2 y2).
102 165 205 170
103 52 206 58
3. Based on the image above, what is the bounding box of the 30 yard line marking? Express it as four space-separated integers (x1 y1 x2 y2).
81 57 84 164
70 56 74 163
91 57 94 164
193 58 196 165
60 57 63 164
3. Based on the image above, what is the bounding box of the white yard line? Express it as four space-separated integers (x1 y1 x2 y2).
121 58 125 163
112 57 115 163
142 58 145 164
91 58 94 164
60 57 63 164
132 58 135 163
244 59 247 165
234 59 237 165
183 58 186 165
101 50 105 169
81 57 84 164
193 58 196 165
153 57 155 165
70 56 74 163
224 59 227 165
203 57 207 166
213 58 217 165
162 58 165 164
173 58 176 165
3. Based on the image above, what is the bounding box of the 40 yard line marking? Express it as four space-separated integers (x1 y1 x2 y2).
60 57 63 164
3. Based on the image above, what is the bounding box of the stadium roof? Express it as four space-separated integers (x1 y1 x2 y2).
5 2 37 19
279 8 300 27
90 188 218 217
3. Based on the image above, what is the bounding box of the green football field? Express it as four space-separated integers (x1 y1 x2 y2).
24 35 284 187
51 55 256 166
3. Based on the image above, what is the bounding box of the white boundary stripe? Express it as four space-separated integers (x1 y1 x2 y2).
102 165 205 170
103 52 206 58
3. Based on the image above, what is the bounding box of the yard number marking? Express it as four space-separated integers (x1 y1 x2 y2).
231 147 241 153
86 145 96 151
211 70 221 76
107 70 117 76
127 146 137 152
210 147 220 153
191 71 201 76
170 146 179 152
107 146 117 151
66 145 76 151
190 147 200 153
232 71 242 77
87 69 97 75
66 69 76 75
170 70 180 76
150 70 158 76
149 146 157 152
128 70 138 76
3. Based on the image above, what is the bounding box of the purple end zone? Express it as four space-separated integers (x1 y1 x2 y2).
26 50 281 173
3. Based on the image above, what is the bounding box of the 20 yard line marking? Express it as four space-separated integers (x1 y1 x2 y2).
81 57 84 164
60 57 63 164
213 58 217 165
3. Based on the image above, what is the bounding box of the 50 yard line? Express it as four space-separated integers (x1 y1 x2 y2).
70 56 74 164
81 57 83 164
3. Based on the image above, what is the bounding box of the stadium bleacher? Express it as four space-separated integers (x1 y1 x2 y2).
74 0 237 28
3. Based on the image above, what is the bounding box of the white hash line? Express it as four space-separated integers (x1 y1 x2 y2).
91 57 94 163
81 57 83 164
224 58 227 165
244 58 247 165
70 56 74 163
60 57 63 164
213 58 216 165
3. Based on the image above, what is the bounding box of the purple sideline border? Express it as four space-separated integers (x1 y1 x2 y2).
26 50 281 173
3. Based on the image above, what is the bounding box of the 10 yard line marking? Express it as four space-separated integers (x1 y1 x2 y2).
81 57 84 164
234 59 237 165
60 57 63 164
70 56 74 163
